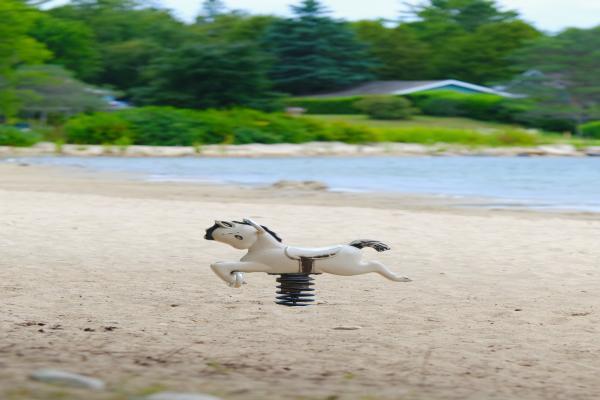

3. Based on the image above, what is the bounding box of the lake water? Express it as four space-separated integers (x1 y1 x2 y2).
5 156 600 211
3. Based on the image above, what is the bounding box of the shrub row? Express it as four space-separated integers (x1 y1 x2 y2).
286 91 578 133
64 107 378 145
354 96 415 120
405 91 580 132
62 105 543 147
0 126 42 147
580 121 600 138
407 91 504 120
283 97 363 114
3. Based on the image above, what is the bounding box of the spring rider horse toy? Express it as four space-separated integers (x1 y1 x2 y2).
205 218 411 306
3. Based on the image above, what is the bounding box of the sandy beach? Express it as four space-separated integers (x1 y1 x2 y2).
1 163 600 400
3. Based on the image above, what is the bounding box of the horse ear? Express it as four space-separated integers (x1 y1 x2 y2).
242 218 262 230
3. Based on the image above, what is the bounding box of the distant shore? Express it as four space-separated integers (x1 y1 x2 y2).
2 141 600 157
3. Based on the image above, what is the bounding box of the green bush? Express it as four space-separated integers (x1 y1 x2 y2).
321 122 379 143
0 126 42 147
65 113 132 144
119 107 207 145
408 91 576 133
354 96 415 120
513 113 575 133
62 107 378 146
580 121 600 138
408 91 504 120
284 97 363 114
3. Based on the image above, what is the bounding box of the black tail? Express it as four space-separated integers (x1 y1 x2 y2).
349 240 390 252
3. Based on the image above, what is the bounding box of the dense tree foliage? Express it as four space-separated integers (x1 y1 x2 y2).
0 0 597 136
355 0 540 84
30 14 100 81
16 65 108 120
198 0 227 22
437 21 540 83
353 21 432 80
131 42 277 109
47 0 189 91
264 0 373 94
507 26 600 132
0 0 51 119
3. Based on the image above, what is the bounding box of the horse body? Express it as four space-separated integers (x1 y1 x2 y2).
205 219 411 287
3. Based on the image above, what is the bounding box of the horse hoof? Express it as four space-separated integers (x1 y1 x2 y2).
230 272 245 288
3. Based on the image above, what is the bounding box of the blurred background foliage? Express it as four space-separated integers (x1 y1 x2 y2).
0 0 598 146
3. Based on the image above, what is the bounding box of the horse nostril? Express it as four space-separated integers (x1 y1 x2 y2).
235 235 243 240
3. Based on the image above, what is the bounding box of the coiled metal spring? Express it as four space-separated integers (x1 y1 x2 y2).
275 273 315 306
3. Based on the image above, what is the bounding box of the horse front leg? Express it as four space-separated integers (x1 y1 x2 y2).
210 261 271 288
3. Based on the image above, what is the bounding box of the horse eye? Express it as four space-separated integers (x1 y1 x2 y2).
222 222 233 228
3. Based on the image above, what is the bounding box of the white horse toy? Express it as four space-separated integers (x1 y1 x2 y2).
205 218 411 288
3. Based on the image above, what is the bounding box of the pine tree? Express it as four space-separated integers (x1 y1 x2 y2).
199 0 226 22
265 0 373 95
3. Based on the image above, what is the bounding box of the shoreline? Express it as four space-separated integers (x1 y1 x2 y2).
1 162 599 219
2 141 600 158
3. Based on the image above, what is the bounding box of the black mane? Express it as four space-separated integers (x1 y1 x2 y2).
205 220 283 242
234 220 282 242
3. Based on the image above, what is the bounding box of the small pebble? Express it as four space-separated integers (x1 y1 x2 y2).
333 326 361 330
145 392 221 400
30 368 105 390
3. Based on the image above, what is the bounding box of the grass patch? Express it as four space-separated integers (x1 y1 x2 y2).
306 114 529 131
378 127 539 146
306 114 600 147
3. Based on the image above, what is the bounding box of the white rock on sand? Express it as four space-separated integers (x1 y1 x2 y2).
145 392 221 400
30 368 105 390
270 179 328 190
585 146 600 156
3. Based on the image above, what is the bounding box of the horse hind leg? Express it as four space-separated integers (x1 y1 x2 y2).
364 260 411 282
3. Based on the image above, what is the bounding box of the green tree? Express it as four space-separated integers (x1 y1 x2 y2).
265 0 373 95
508 26 600 133
194 12 278 43
16 65 108 123
408 0 518 35
100 39 162 91
404 0 532 81
353 20 432 79
440 21 540 83
48 0 188 93
0 0 51 120
198 0 227 22
131 42 278 109
29 14 101 81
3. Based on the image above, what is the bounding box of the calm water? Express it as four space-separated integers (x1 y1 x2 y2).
6 156 600 211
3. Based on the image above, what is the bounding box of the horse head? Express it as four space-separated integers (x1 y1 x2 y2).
204 219 282 249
